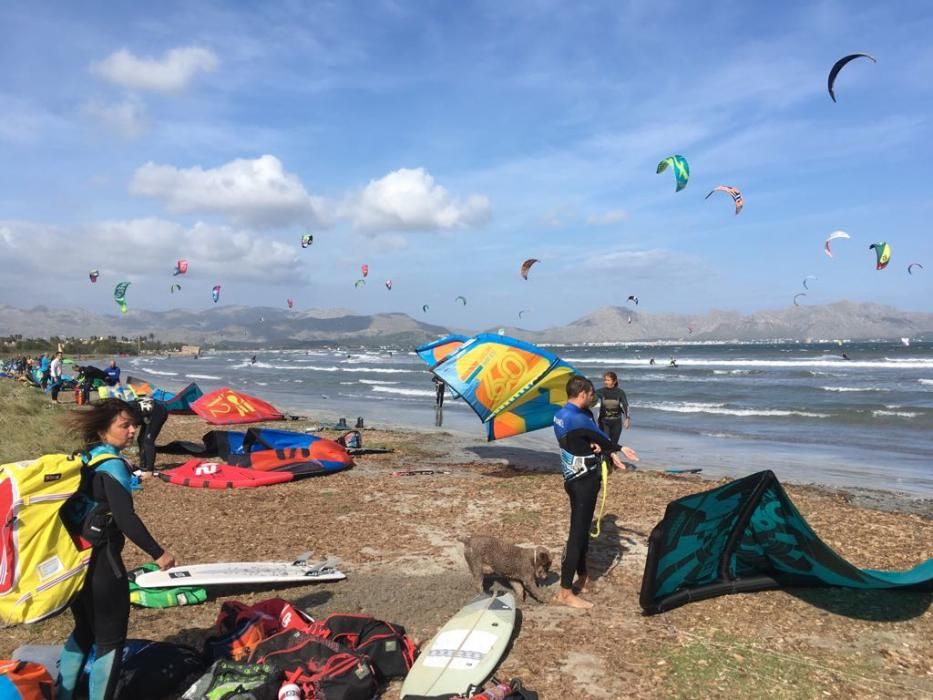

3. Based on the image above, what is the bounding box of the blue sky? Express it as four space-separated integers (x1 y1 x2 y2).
1 0 931 330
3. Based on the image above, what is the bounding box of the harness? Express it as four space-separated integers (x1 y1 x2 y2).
553 403 612 538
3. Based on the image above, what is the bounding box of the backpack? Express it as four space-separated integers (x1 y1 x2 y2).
313 613 416 681
0 660 54 700
249 631 377 700
181 660 280 700
113 640 207 699
0 452 122 625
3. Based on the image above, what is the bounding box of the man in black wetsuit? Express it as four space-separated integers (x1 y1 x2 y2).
433 375 446 408
552 375 637 609
129 396 169 472
594 371 630 447
75 365 109 404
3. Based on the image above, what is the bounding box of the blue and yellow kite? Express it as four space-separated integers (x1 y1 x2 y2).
425 334 580 441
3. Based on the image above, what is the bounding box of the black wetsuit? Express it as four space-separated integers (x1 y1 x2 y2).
58 446 164 700
595 386 629 447
130 397 169 472
433 376 445 408
553 403 621 590
77 366 108 404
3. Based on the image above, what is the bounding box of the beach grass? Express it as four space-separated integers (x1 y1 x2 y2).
0 380 79 463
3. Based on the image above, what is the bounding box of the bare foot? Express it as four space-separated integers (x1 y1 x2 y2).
572 574 590 595
552 587 594 609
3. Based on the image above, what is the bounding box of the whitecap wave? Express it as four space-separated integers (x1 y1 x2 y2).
143 369 178 377
370 385 435 398
185 374 221 380
567 357 933 370
359 379 401 385
872 410 918 418
819 386 889 393
638 401 829 418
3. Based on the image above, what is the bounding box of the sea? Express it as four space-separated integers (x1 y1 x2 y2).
124 340 933 497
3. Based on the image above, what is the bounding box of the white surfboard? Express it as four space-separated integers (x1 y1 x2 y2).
135 555 344 589
400 590 516 699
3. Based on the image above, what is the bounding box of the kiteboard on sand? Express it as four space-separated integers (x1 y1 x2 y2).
135 554 344 589
400 591 516 699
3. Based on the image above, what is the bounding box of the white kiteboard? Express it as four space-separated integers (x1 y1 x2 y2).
400 590 516 699
135 553 344 589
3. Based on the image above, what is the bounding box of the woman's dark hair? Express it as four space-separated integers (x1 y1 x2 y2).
66 398 138 447
602 371 618 384
566 375 595 398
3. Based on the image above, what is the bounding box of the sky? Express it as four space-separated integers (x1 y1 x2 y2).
1 0 932 330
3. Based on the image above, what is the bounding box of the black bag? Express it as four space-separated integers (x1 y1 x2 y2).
250 631 377 700
181 659 280 700
115 640 207 699
315 613 416 681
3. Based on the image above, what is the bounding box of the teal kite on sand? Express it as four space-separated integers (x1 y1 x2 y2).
657 155 690 192
640 470 932 614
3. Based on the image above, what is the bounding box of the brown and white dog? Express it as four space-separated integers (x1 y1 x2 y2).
460 535 552 602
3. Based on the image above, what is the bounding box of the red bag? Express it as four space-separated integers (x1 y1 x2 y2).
0 660 54 700
207 598 314 661
312 613 416 681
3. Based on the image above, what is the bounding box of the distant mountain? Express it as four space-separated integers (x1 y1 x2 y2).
1 301 931 347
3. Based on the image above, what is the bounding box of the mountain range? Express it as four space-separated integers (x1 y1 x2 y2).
1 302 931 347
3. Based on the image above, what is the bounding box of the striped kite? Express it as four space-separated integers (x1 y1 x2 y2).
705 186 744 215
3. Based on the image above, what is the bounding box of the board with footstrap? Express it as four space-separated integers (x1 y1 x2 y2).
133 553 345 589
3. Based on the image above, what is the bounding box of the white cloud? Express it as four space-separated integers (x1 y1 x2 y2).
587 209 629 226
83 97 147 139
581 248 708 281
91 46 219 93
129 155 327 228
0 218 304 286
342 167 491 233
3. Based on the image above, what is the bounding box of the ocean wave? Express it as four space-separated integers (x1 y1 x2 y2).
920 379 933 386
638 401 830 418
359 379 401 385
185 374 221 380
143 369 178 377
567 357 933 370
872 410 918 418
245 362 415 374
370 385 435 398
819 386 890 393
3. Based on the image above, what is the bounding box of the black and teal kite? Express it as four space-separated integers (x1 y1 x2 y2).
640 470 932 614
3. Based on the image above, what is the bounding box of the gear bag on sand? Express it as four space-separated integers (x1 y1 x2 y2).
0 660 55 700
0 452 121 625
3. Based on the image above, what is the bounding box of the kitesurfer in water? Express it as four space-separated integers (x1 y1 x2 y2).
669 357 678 368
552 376 636 609
250 355 257 365
841 353 851 361
594 371 630 447
649 358 656 366
58 400 175 700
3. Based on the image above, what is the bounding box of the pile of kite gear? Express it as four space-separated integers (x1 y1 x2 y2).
183 597 416 699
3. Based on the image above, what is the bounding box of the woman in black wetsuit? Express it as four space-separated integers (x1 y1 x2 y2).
58 400 176 700
594 371 630 447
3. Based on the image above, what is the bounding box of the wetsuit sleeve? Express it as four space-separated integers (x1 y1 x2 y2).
100 475 164 559
620 389 630 418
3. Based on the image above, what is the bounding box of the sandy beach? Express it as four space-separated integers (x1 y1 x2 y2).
2 393 930 699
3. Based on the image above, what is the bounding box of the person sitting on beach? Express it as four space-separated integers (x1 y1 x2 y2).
57 399 175 700
103 360 121 387
594 371 631 447
552 375 637 609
